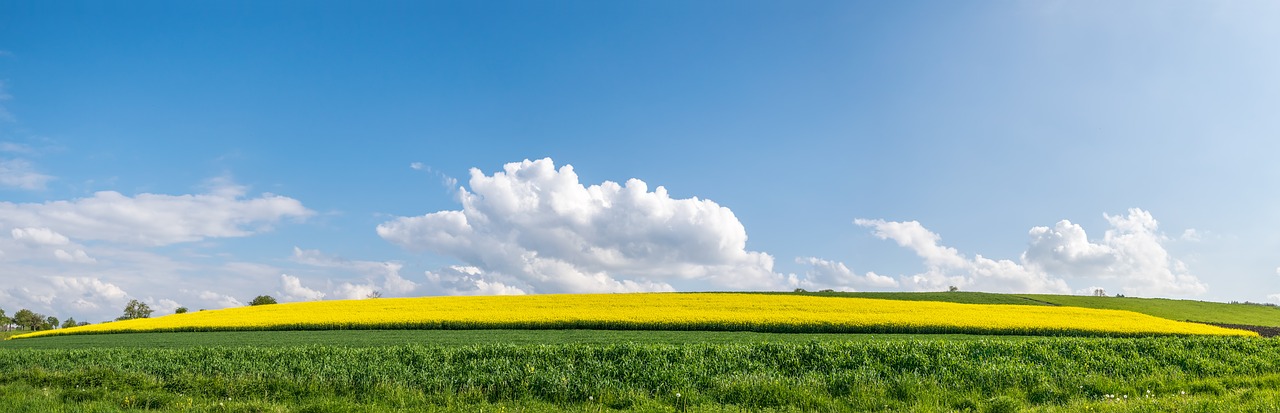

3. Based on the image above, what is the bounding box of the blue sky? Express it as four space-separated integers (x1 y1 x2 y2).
2 2 1278 322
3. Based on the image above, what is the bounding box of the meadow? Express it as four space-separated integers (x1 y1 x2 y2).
3 292 1278 412
4 337 1280 412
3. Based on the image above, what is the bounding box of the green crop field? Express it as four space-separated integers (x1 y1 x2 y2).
3 337 1280 412
1019 294 1280 327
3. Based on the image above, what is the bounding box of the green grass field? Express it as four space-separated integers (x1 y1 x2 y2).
3 337 1280 412
1020 294 1280 327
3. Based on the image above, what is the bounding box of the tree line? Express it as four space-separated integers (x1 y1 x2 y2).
2 295 280 332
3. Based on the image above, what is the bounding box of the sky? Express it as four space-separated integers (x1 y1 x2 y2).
1 1 1278 323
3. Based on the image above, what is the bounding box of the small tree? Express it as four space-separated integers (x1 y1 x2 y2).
1093 288 1107 297
45 316 59 329
174 307 188 314
366 291 382 299
119 299 154 320
948 286 959 292
61 317 78 329
13 309 41 331
249 295 277 306
0 308 9 331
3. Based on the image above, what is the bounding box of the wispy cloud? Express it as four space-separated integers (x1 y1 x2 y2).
0 158 54 190
0 142 34 154
0 179 313 245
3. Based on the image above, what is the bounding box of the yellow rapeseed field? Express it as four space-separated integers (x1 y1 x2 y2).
9 293 1255 339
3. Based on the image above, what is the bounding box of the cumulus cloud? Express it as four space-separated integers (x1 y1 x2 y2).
11 227 69 246
50 277 127 301
377 158 784 295
41 277 128 312
279 274 326 301
146 298 182 315
794 257 897 291
856 218 1072 294
0 158 53 190
425 265 528 296
0 180 313 246
1022 209 1206 295
197 291 244 308
291 247 418 296
854 208 1205 296
53 248 96 264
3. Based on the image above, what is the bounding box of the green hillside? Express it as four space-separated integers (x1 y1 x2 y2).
1020 294 1280 327
784 291 1280 327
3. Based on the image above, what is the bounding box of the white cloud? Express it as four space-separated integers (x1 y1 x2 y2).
197 291 244 308
854 208 1205 297
0 158 53 190
279 274 326 301
146 298 181 315
794 257 897 291
291 247 418 296
39 277 129 312
410 162 425 170
1180 229 1201 242
53 248 96 264
424 265 528 296
1022 208 1206 296
50 277 128 301
11 227 70 246
378 158 785 294
0 180 313 246
855 218 1072 294
333 283 378 300
1075 286 1109 296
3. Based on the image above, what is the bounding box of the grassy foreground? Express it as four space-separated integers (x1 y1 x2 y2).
10 293 1253 339
3 337 1280 412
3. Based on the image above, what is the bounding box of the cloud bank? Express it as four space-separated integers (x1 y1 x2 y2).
289 247 418 300
838 208 1205 296
793 257 898 291
378 158 785 294
0 180 313 246
0 180 314 321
